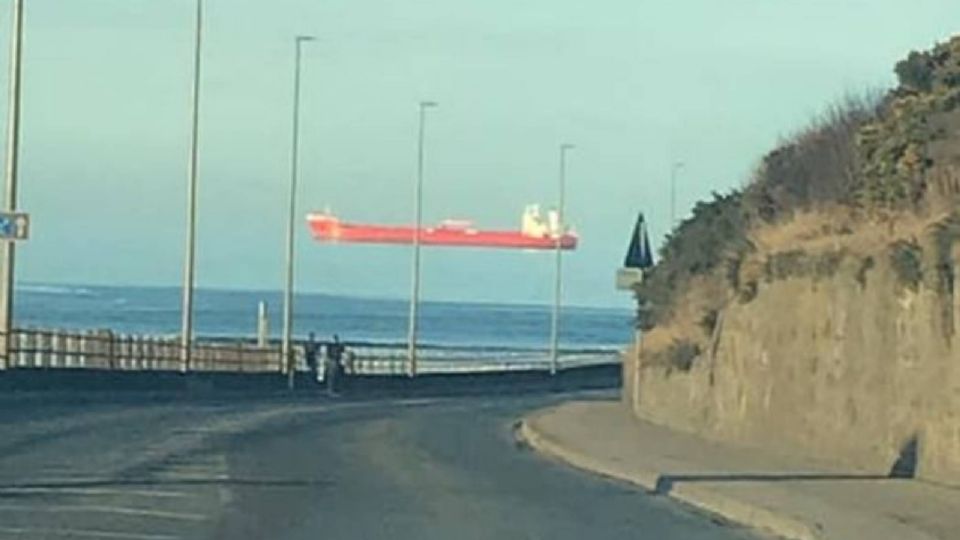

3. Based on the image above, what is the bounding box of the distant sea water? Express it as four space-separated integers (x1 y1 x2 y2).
12 284 634 356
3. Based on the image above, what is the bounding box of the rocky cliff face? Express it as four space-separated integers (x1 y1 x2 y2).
624 230 960 487
625 35 960 489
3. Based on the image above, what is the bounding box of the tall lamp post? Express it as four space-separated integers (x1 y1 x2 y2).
670 161 684 228
549 143 574 375
282 35 315 390
407 100 437 378
180 0 203 373
0 0 24 370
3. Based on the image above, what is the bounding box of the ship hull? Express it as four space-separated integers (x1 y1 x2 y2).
307 215 577 250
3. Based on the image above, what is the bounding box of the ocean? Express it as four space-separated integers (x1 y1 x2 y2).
12 284 634 357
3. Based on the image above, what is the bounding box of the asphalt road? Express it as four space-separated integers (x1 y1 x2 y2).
0 393 761 539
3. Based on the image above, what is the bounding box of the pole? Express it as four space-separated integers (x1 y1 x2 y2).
0 0 24 370
283 36 314 390
180 0 203 373
407 101 436 377
670 161 683 228
549 143 573 375
257 301 268 348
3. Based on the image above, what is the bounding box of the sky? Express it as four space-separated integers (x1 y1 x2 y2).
0 0 956 308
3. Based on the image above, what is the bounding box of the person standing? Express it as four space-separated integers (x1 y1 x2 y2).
304 332 322 384
325 334 345 396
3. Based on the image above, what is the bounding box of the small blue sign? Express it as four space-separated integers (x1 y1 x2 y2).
0 212 29 241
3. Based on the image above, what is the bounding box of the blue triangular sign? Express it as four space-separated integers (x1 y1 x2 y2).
624 212 654 269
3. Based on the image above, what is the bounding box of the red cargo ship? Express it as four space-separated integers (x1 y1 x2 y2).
307 205 577 250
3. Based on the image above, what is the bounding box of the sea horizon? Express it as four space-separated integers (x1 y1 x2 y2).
11 282 634 353
15 281 633 313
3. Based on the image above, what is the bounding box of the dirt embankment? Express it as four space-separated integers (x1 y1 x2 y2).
626 210 960 487
626 36 960 488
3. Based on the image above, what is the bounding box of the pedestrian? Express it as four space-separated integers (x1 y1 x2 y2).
304 332 322 384
325 334 345 396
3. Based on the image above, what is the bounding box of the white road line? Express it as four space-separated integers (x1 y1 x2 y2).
0 487 192 498
0 504 208 521
392 398 442 407
153 474 230 482
161 462 223 472
0 526 180 540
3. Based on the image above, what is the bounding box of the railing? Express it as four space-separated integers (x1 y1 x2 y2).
3 328 285 373
0 327 622 376
342 345 620 376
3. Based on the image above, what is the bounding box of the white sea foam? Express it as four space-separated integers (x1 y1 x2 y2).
20 284 95 297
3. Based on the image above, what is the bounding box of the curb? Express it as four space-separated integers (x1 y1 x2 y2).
518 413 820 540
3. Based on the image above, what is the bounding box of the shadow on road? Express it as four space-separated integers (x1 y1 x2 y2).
653 472 904 496
653 433 924 495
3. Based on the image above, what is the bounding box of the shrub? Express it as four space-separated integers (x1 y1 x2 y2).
765 250 807 281
856 256 875 288
743 93 882 223
664 340 701 373
932 213 960 294
699 309 719 337
896 51 935 92
889 240 923 290
634 191 749 328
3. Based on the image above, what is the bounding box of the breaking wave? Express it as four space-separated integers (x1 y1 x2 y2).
20 284 96 297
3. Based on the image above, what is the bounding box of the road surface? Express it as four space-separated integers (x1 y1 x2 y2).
0 392 760 539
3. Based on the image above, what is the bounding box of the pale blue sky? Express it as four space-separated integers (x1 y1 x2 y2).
0 0 956 307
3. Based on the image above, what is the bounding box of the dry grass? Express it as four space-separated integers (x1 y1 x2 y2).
644 204 954 362
640 273 728 363
749 206 950 258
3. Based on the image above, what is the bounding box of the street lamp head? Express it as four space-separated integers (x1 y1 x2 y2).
420 100 439 109
296 35 317 43
561 143 575 152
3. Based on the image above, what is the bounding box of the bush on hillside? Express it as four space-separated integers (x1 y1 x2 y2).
896 51 936 92
889 240 923 290
635 191 749 329
636 35 960 332
744 93 883 223
662 339 701 373
857 37 960 208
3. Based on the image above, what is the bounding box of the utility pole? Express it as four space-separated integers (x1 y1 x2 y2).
406 100 437 378
282 35 315 390
0 0 25 370
180 0 203 373
549 143 574 375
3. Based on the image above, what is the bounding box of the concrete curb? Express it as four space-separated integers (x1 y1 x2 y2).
518 412 820 540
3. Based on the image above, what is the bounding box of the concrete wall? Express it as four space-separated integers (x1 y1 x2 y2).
626 238 960 487
1 363 621 398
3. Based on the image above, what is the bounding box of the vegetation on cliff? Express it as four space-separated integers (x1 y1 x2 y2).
636 35 960 366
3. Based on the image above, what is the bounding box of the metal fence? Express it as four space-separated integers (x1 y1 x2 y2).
341 345 620 376
0 327 622 376
3 328 284 373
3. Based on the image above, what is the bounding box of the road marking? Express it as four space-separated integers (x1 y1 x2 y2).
0 504 207 521
392 398 441 407
160 464 221 475
0 487 192 498
0 526 180 539
152 473 231 483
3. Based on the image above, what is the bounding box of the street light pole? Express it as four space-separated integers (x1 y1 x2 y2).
180 0 203 374
670 161 684 228
282 35 315 390
0 0 25 370
407 100 437 378
549 143 574 376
